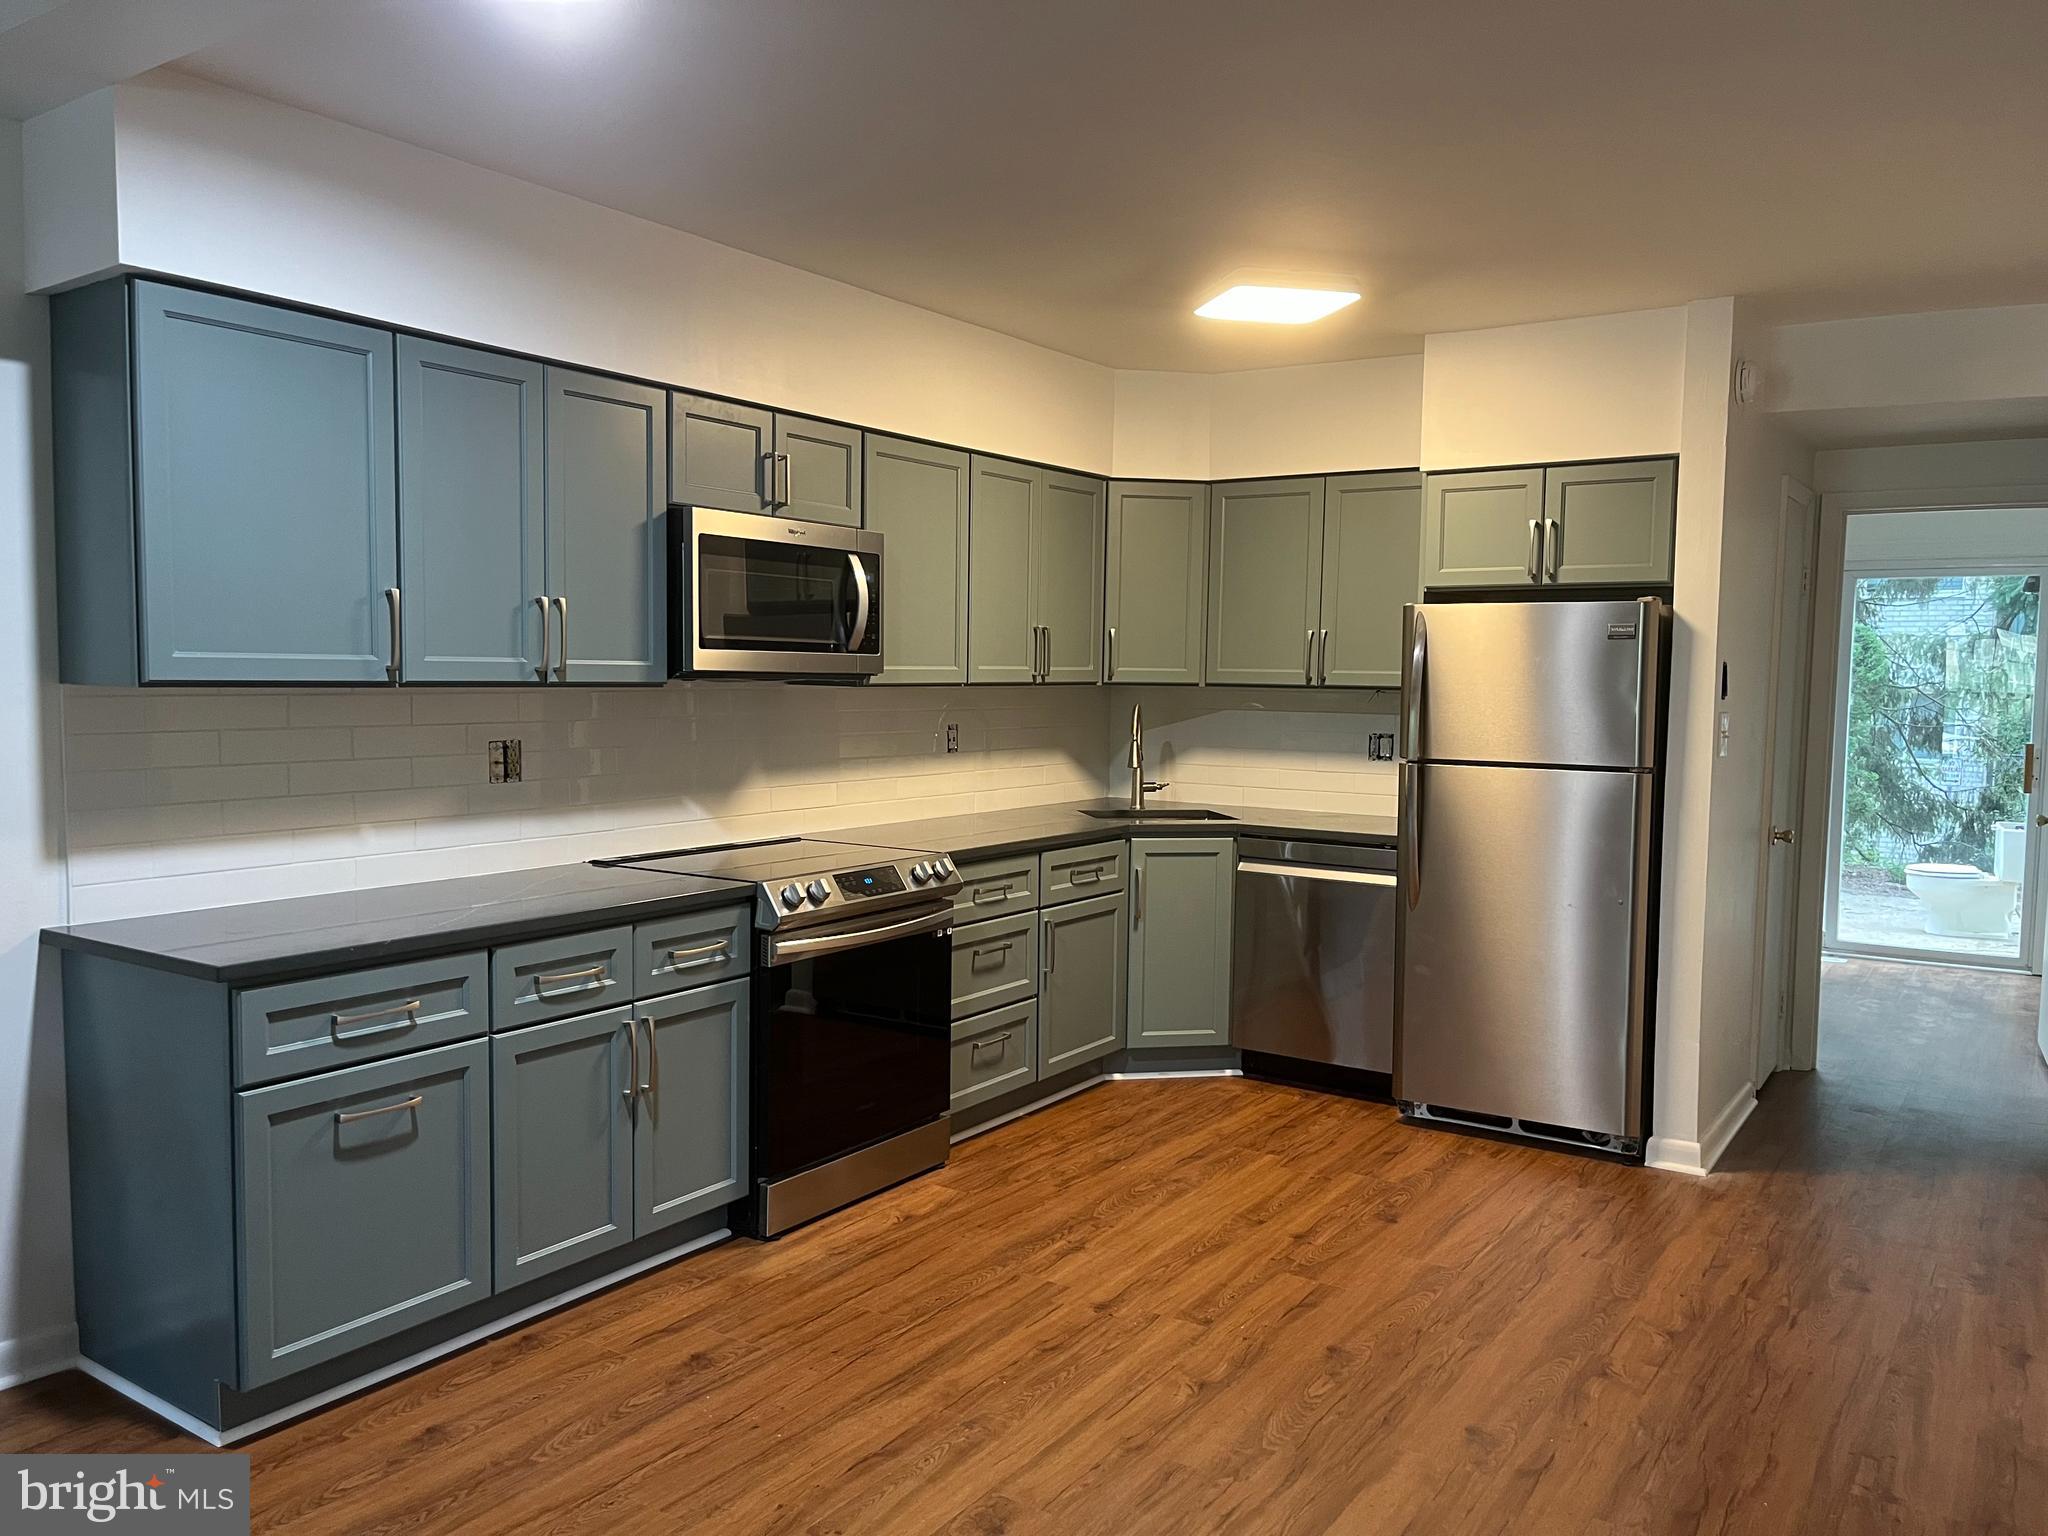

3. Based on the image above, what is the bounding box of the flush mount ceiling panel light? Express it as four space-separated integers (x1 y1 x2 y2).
1195 283 1360 324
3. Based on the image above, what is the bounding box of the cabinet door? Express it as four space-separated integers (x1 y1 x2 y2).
1128 838 1235 1049
545 368 666 684
1421 467 1545 589
236 1039 489 1388
865 434 969 685
132 281 397 684
1037 891 1127 1077
669 392 771 514
397 337 547 683
1106 481 1207 685
1319 472 1422 689
635 978 749 1236
1543 458 1676 585
967 455 1038 683
775 413 863 527
491 1008 635 1291
1033 471 1107 684
1206 477 1325 686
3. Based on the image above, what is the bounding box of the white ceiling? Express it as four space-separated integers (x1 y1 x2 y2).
45 0 2048 371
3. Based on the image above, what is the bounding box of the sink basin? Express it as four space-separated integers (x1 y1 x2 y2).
1080 807 1236 821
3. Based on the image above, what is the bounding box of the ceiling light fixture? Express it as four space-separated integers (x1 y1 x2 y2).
1195 284 1360 325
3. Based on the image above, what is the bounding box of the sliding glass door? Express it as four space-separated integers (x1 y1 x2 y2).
1824 567 2046 970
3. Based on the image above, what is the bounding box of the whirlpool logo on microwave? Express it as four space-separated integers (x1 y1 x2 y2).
5 1455 249 1532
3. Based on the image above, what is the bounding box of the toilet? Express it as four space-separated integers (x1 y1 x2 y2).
1904 825 2026 938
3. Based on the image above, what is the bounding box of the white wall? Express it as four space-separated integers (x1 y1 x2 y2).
1420 307 1688 469
1843 505 2048 565
0 115 78 1387
1816 437 2048 498
28 73 1118 474
1769 305 2048 416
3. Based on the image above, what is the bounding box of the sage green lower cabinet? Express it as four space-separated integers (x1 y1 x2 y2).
951 912 1039 1020
1127 838 1235 1050
490 1008 636 1290
950 1001 1038 1113
865 434 970 684
1106 481 1208 684
1421 467 1546 589
1543 457 1676 585
1036 891 1128 1077
1320 472 1421 688
634 979 750 1236
1207 477 1325 686
236 1039 491 1389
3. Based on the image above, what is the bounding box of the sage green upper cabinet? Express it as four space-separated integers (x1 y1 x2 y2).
1421 467 1546 589
968 455 1039 684
545 368 666 685
1106 482 1207 685
1542 457 1676 585
99 281 400 684
1127 838 1234 1050
775 414 864 527
1319 472 1421 689
1037 890 1127 1078
669 392 772 514
396 338 547 684
865 435 969 685
1206 477 1325 686
1034 471 1107 684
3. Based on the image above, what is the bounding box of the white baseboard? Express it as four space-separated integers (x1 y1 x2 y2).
0 1322 80 1391
1644 1137 1705 1175
1646 1084 1758 1177
1105 1068 1243 1081
81 1226 730 1447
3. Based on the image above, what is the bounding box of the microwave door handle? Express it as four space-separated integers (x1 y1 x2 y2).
846 553 872 651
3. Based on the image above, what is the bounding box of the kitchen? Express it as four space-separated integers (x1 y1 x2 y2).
2 4 2046 1531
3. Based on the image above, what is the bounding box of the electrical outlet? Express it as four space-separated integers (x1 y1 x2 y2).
945 723 960 754
488 739 523 783
1367 732 1397 762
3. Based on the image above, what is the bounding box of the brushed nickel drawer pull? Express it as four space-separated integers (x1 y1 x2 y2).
663 940 731 970
970 884 1011 905
334 1094 422 1126
534 963 608 994
969 1032 1014 1055
969 941 1013 968
642 1015 659 1102
330 999 422 1041
1070 865 1103 884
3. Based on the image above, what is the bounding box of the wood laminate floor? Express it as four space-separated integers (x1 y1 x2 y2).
4 957 2044 1534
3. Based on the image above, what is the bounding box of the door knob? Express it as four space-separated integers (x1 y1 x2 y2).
1769 827 1796 845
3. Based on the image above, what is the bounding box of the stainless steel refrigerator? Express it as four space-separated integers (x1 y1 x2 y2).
1394 596 1667 1155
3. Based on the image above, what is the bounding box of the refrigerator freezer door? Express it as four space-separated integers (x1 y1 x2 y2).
1400 599 1658 770
1395 761 1652 1137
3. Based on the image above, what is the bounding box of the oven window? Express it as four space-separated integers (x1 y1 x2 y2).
698 534 851 651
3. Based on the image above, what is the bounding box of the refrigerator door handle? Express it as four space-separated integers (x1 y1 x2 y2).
1402 762 1421 910
1403 608 1427 760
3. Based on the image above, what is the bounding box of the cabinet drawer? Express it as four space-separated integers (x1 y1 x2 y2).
233 951 488 1087
633 905 749 997
950 1002 1038 1113
491 927 632 1031
950 913 1039 1020
236 1039 490 1388
952 854 1038 919
1040 840 1125 901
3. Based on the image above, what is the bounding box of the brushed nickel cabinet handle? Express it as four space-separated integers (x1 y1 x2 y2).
969 941 1013 970
330 999 421 1041
535 594 552 681
1527 519 1543 583
1134 863 1145 923
334 1094 422 1126
552 594 570 683
624 1017 639 1104
533 963 607 995
641 1015 658 1102
1546 517 1562 581
971 884 1011 906
1319 628 1331 685
1042 916 1055 975
1070 865 1102 884
969 1032 1014 1055
1305 629 1316 684
663 940 730 970
759 448 776 506
385 587 402 682
1107 625 1117 681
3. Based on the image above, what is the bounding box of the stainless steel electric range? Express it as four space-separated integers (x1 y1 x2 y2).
595 838 962 1236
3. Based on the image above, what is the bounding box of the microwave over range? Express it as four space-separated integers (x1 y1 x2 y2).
670 505 883 680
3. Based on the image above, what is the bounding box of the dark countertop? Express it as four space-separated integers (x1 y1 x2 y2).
42 863 749 985
42 799 1395 985
835 800 1399 861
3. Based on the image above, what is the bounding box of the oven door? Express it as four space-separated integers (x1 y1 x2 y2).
676 505 883 678
753 903 952 1188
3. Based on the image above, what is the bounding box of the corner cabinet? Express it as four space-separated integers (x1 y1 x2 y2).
866 434 970 685
1423 459 1674 590
1126 838 1234 1050
55 279 401 685
1106 481 1208 685
1206 477 1326 686
967 456 1105 684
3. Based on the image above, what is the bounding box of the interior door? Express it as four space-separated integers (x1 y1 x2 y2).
1754 481 1816 1082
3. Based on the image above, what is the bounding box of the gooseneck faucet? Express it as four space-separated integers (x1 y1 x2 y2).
1129 703 1167 811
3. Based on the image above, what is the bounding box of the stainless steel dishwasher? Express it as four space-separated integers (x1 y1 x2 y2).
1230 838 1398 1077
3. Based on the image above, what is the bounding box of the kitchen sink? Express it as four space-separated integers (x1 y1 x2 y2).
1080 807 1237 821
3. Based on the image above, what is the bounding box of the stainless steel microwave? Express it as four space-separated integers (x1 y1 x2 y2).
669 506 883 680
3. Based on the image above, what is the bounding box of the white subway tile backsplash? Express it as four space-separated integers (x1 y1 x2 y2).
218 728 354 764
288 758 412 797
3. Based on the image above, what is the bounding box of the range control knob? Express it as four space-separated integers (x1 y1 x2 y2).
931 856 954 880
779 883 804 911
806 879 830 905
909 861 931 884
